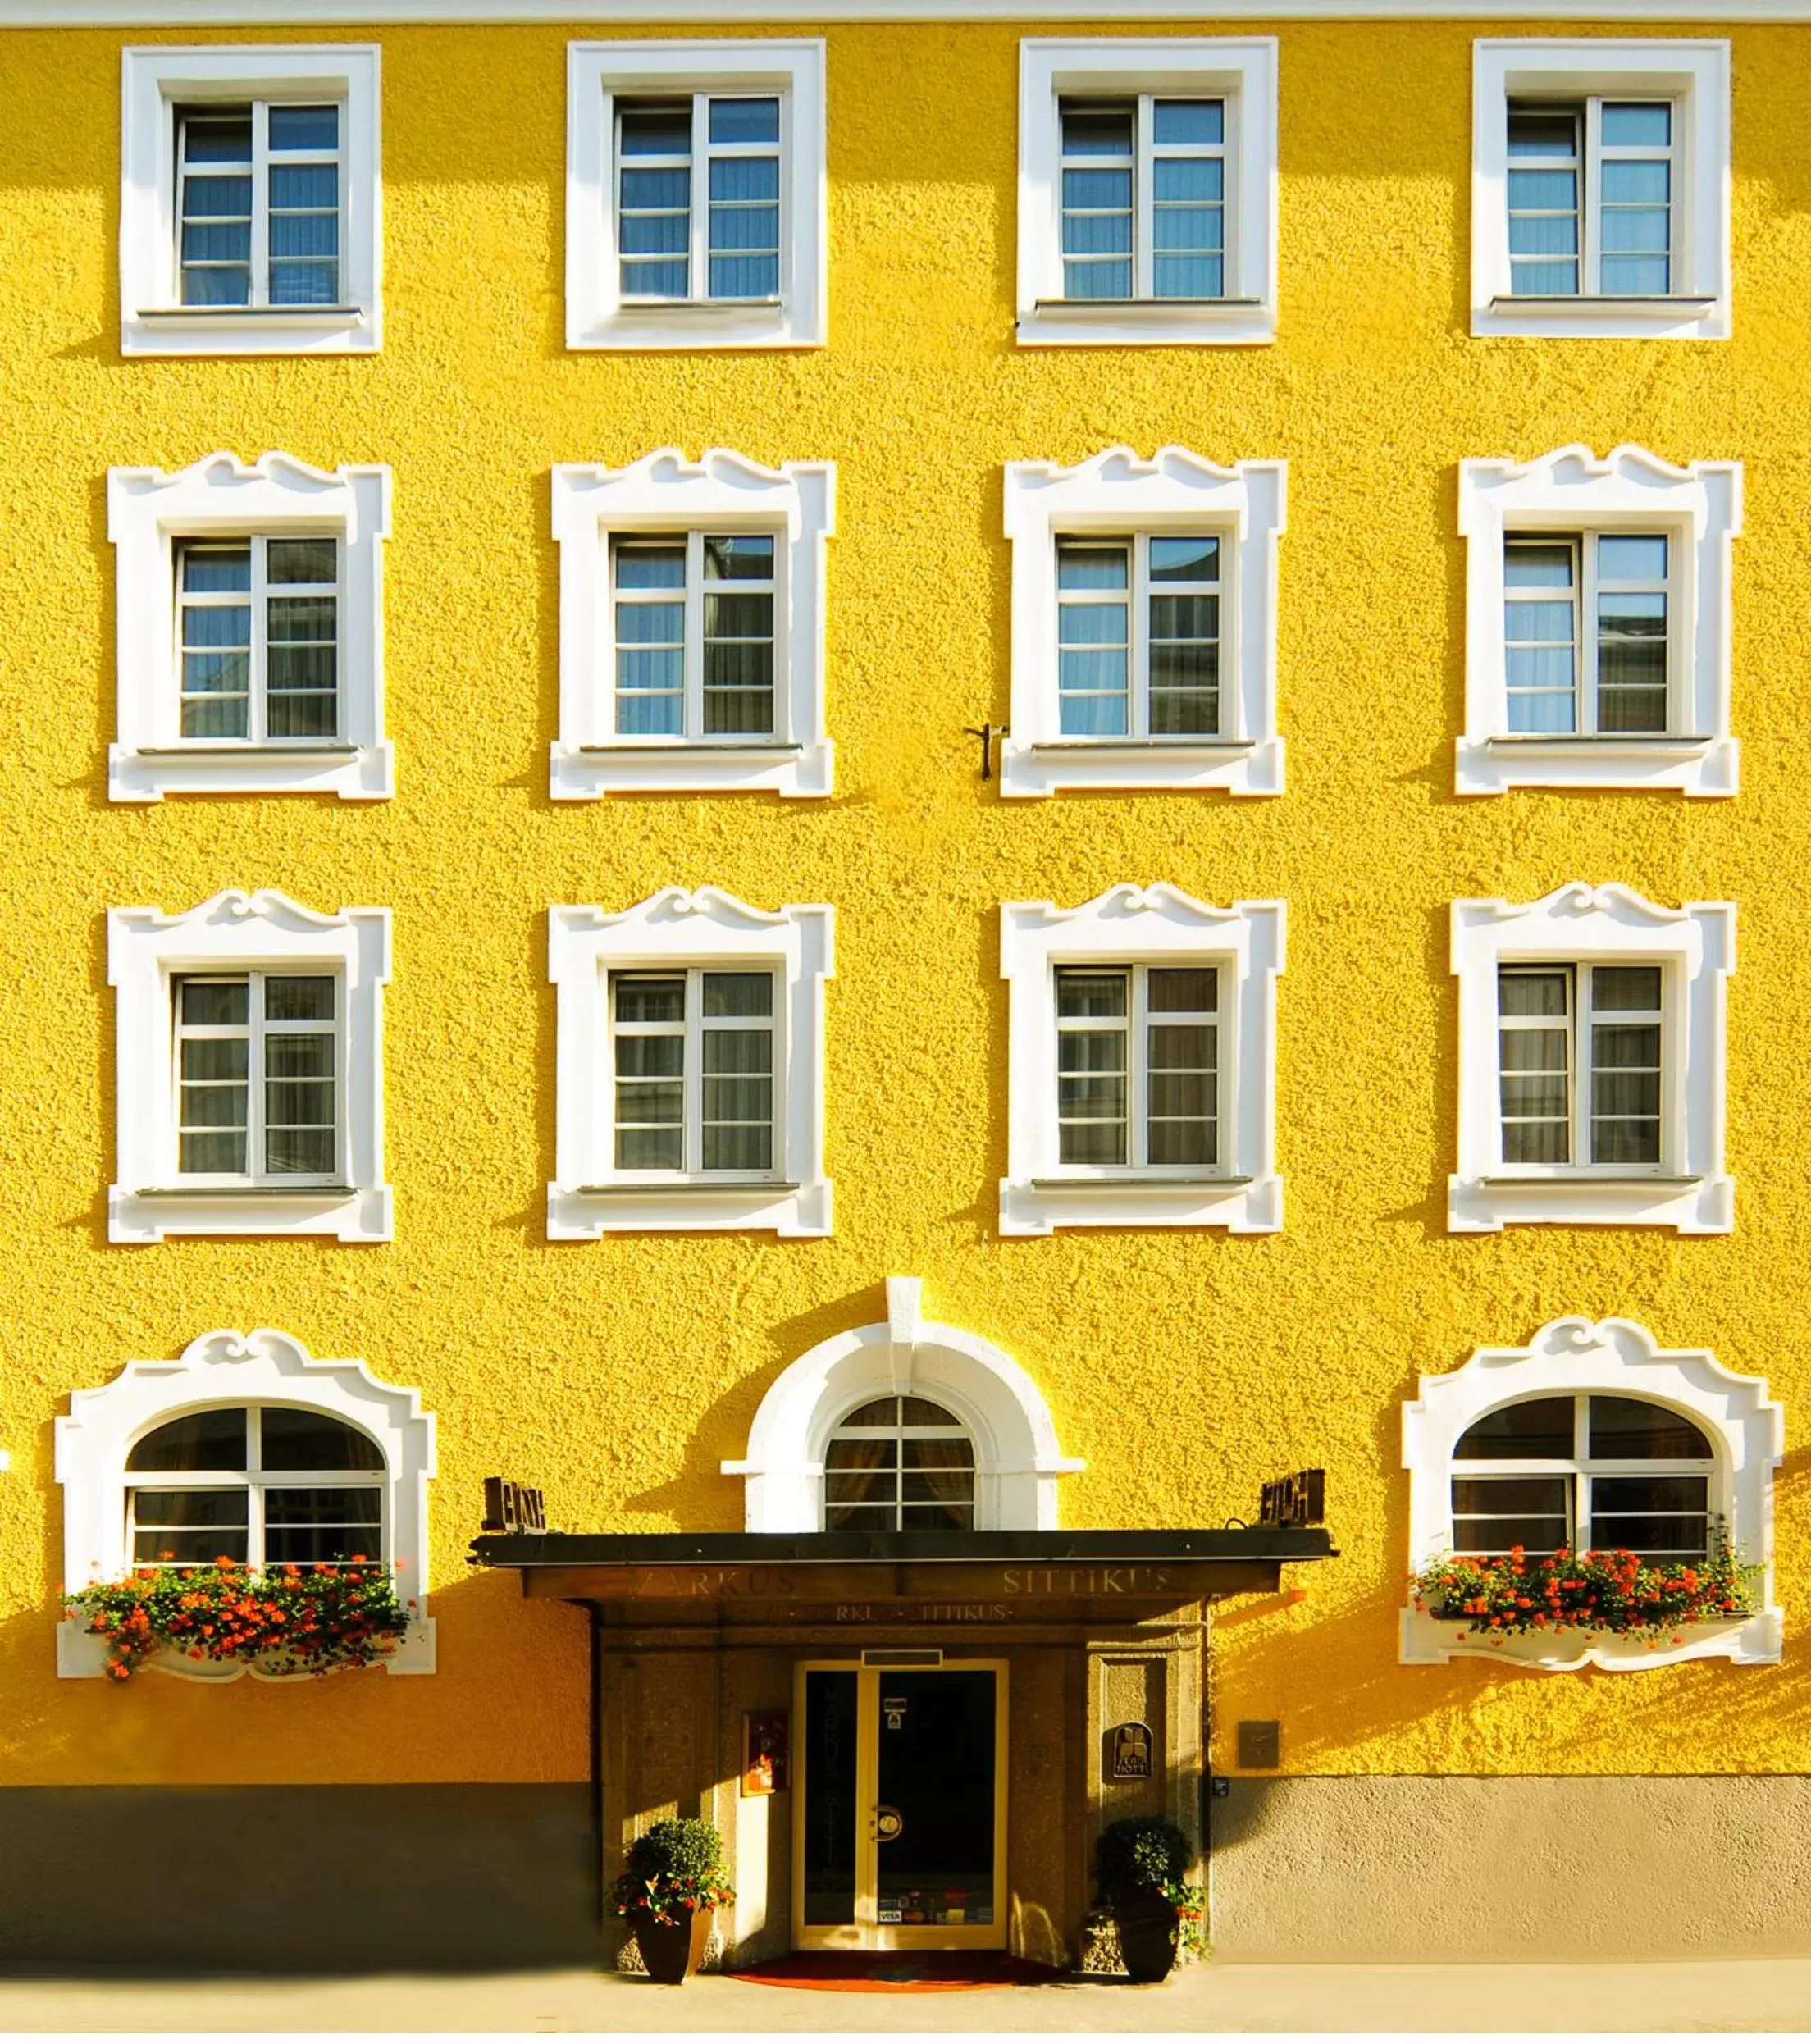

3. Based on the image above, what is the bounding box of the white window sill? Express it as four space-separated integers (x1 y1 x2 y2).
58 1617 436 1681
551 738 829 800
549 1177 830 1239
1400 1604 1778 1672
1018 296 1275 348
568 299 819 353
111 740 394 804
1455 732 1735 798
1000 733 1283 798
1001 1171 1280 1236
123 304 380 358
1448 1171 1731 1234
1474 294 1727 341
110 1182 393 1244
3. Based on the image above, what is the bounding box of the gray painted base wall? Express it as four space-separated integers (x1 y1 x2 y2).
1211 1776 1811 1962
0 1785 600 1970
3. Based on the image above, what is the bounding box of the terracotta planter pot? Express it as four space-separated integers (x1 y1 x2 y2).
632 1905 714 1985
1113 1896 1180 1983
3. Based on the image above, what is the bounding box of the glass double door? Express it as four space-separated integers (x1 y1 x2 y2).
794 1661 1007 1950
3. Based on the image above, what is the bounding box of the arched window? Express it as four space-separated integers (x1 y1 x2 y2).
823 1397 976 1532
1452 1393 1715 1562
126 1404 386 1567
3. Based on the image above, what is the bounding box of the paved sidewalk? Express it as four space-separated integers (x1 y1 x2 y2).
0 1956 1809 2033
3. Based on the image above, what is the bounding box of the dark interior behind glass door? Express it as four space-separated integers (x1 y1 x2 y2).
875 1670 997 1928
802 1669 858 1923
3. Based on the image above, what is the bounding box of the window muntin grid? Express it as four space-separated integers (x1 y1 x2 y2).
176 535 340 743
823 1395 976 1533
1055 963 1220 1171
1503 533 1670 737
176 101 341 309
1507 98 1674 299
1497 962 1664 1170
1450 1391 1713 1563
1055 533 1222 739
610 531 778 741
125 1403 385 1567
609 967 777 1176
616 94 782 304
1058 96 1226 302
173 971 340 1183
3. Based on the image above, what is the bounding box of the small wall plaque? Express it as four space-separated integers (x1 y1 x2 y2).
741 1710 789 1796
1107 1720 1153 1780
1237 1719 1280 1770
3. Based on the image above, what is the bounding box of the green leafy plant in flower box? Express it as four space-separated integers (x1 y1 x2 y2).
1410 1535 1757 1647
66 1558 412 1680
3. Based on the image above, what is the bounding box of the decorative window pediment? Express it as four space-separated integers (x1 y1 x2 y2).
56 1327 436 1681
1402 1316 1781 1671
1001 447 1284 798
1449 883 1732 1234
108 888 391 1243
549 886 833 1238
1001 883 1283 1235
550 449 833 799
1457 445 1740 797
108 451 392 803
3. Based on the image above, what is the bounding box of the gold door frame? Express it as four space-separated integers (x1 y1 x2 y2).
791 1658 1009 1952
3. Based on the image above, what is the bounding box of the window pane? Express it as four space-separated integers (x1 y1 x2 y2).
1455 1395 1575 1460
261 1407 385 1471
1056 970 1126 1019
1148 966 1215 1012
614 975 684 1024
129 1488 251 1528
179 1131 248 1174
1056 541 1129 591
267 538 336 586
128 1408 248 1472
1148 536 1217 582
1500 969 1569 1017
704 535 774 581
1152 99 1223 146
620 103 691 154
180 979 249 1027
1601 103 1671 148
709 96 780 144
266 976 334 1021
1061 104 1133 155
1593 966 1662 1012
1588 1397 1712 1461
703 973 773 1017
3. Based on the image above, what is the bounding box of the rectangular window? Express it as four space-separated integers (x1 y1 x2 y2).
610 968 777 1175
1507 98 1673 299
1497 963 1663 1169
616 94 782 303
1503 533 1669 735
611 532 778 741
1056 534 1221 738
1055 964 1219 1170
176 535 339 743
177 101 341 308
1058 96 1225 302
174 972 339 1179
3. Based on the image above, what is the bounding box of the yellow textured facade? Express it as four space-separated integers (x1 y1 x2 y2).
0 14 1807 1819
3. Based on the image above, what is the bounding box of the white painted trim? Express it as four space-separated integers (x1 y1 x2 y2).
550 450 833 798
107 452 393 803
1017 39 1277 349
56 1327 436 1681
1448 883 1733 1234
1401 1315 1781 1671
1457 445 1740 797
566 39 825 352
1001 446 1284 797
1000 883 1283 1235
120 44 381 357
1471 39 1730 340
9 2 1809 21
723 1280 1083 1531
107 888 392 1243
548 886 833 1237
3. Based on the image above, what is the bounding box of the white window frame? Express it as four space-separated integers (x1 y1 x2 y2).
1402 1316 1781 1672
121 44 381 358
1450 882 1732 1234
108 888 390 1243
108 452 392 803
550 450 833 800
549 887 833 1238
56 1327 435 1681
567 39 826 352
1471 39 1729 341
1018 39 1277 348
1001 884 1283 1236
1001 446 1284 798
172 966 343 1187
1457 445 1739 798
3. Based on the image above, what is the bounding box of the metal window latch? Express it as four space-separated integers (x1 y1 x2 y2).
963 723 1005 782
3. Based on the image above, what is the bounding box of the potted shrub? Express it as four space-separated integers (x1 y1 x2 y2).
1094 1815 1202 1983
613 1817 735 1984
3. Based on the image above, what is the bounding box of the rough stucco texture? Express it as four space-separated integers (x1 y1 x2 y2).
0 18 1809 1789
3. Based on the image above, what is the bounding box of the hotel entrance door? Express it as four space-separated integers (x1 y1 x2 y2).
794 1661 1007 1950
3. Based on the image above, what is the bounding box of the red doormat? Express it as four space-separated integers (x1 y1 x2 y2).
726 1952 1065 1992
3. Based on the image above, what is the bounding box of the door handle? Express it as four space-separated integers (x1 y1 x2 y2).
874 1804 904 1842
